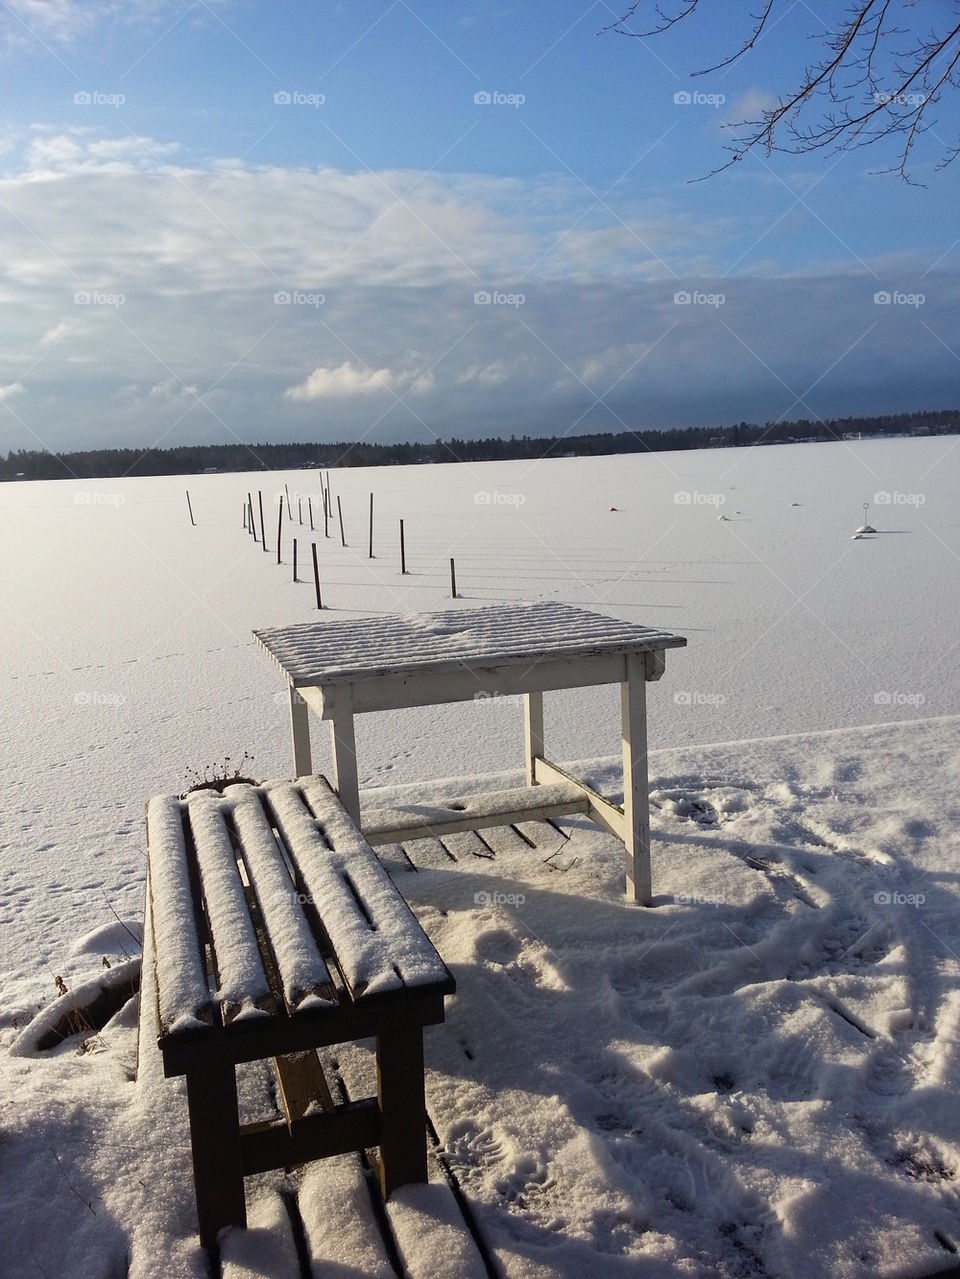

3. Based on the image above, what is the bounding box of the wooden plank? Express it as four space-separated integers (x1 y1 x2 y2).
266 780 455 1001
184 792 275 1022
476 823 529 855
362 780 588 845
159 989 449 1076
532 756 626 840
312 653 630 715
273 1049 334 1126
226 786 337 1010
622 651 652 905
240 1100 380 1176
145 796 214 1036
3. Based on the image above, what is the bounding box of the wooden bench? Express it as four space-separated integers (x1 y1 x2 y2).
144 774 455 1247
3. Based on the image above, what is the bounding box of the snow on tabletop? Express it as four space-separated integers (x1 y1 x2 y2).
145 795 213 1035
223 783 336 1010
264 778 453 998
254 600 686 685
183 790 273 1021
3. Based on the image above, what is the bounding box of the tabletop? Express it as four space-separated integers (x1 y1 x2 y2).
254 602 686 688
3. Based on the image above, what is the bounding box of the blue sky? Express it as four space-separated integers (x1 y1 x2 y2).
0 0 958 453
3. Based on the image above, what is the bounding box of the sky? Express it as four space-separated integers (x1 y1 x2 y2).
0 0 958 454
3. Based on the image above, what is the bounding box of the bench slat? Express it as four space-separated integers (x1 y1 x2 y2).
266 780 453 1001
225 785 337 1012
146 795 214 1035
185 792 274 1022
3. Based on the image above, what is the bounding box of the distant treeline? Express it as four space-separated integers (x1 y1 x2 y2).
2 408 956 481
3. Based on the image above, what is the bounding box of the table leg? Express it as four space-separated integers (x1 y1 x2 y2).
524 691 544 787
289 686 312 778
621 653 652 905
330 710 361 826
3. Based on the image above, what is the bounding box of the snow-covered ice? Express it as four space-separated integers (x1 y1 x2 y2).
1 437 959 1276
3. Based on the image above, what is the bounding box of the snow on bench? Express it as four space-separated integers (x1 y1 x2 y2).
144 774 456 1247
146 779 452 1040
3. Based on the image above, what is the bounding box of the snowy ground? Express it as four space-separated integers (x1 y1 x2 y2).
2 438 959 1275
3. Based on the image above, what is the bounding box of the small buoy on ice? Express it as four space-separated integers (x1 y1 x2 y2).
855 501 876 535
609 506 618 512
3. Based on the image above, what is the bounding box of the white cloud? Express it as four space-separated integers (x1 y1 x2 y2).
285 361 419 401
0 382 25 400
149 377 198 399
40 320 71 345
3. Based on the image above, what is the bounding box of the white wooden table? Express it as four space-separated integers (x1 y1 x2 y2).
254 603 686 905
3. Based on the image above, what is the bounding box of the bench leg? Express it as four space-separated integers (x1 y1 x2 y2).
621 652 652 906
185 1054 246 1246
376 1026 427 1198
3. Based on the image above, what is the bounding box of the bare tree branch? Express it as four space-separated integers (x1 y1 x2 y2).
602 1 960 181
